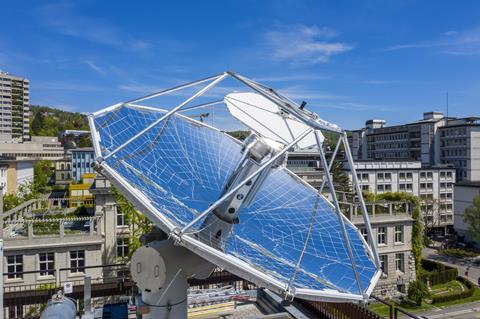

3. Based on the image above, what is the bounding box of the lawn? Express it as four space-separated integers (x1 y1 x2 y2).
430 280 467 297
368 283 480 317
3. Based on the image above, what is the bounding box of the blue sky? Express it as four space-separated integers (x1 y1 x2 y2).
1 0 480 129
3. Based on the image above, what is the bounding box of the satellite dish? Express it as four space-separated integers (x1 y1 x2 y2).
89 72 380 317
224 92 319 149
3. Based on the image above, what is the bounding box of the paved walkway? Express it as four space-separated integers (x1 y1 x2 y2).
418 300 480 319
423 247 480 285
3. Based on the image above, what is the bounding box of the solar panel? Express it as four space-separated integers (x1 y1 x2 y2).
91 89 380 302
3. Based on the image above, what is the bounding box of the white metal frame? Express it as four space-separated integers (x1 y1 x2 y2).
89 71 381 302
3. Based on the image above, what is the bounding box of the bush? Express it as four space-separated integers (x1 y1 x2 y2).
421 259 458 286
431 277 475 304
408 280 430 306
441 248 478 258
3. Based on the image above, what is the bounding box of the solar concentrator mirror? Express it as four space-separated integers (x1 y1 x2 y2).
89 74 380 302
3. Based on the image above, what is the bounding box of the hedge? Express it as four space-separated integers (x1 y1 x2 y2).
420 259 458 286
431 277 475 304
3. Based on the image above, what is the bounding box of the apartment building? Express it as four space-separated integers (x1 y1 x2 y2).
0 71 30 142
70 148 95 182
344 161 455 233
349 112 480 182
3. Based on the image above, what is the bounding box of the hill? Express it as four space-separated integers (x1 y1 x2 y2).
30 105 89 137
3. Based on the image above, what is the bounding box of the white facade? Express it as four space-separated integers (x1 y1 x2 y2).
344 161 456 231
349 112 480 182
454 182 480 246
15 161 34 187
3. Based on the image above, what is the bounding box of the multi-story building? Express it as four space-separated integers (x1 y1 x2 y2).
0 136 64 160
344 161 455 233
349 112 480 182
343 201 415 297
453 181 480 247
0 71 30 142
438 118 480 181
54 155 72 185
70 148 95 182
1 174 124 317
286 150 322 188
68 173 96 208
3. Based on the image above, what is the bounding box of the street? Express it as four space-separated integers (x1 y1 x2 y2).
418 300 480 318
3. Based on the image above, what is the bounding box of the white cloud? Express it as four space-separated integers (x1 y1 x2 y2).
85 61 106 76
386 26 480 55
263 25 353 65
254 74 329 82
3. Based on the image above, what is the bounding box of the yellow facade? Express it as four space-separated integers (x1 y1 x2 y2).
68 173 96 208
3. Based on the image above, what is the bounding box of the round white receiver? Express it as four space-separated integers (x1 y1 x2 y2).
224 92 322 149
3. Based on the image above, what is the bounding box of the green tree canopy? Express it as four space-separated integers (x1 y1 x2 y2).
407 280 430 306
463 195 480 242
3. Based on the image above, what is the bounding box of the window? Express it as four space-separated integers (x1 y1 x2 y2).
377 184 384 191
117 238 129 258
420 172 426 178
362 173 369 180
39 252 55 276
117 206 126 226
377 227 386 245
399 172 406 179
380 255 388 275
377 173 384 179
395 253 404 272
361 185 369 191
395 225 403 243
7 255 23 279
399 184 406 190
70 250 85 273
385 184 392 191
360 228 369 242
406 172 413 179
385 173 391 180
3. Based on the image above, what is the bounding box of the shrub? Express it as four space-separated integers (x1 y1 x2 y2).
431 277 475 304
420 259 458 286
441 248 478 258
408 280 430 306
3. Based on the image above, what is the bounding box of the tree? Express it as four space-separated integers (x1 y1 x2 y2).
3 193 21 211
421 198 441 243
31 112 45 136
407 280 430 306
227 130 249 141
463 195 480 242
33 160 54 193
113 188 153 259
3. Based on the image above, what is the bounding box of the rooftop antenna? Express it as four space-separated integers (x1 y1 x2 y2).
446 92 449 125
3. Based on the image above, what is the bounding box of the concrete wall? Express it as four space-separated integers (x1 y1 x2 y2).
16 161 33 187
454 184 480 244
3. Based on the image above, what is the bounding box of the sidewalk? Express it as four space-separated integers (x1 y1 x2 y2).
423 247 480 284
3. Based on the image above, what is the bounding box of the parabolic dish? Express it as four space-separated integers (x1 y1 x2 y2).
224 92 319 149
89 73 380 302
